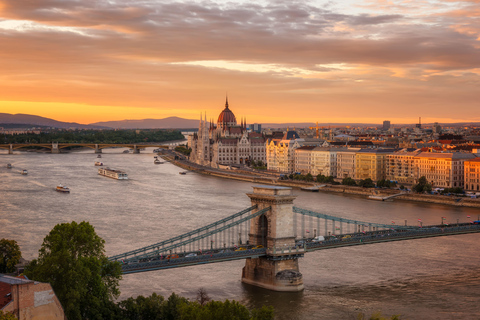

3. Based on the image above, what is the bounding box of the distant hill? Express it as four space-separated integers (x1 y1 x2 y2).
90 117 201 129
0 113 106 129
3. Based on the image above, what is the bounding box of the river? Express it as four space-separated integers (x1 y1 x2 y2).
1 148 479 319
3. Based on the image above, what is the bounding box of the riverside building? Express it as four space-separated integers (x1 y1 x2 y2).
188 98 266 167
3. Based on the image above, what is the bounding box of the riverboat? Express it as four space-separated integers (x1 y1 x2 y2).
21 169 28 175
6 163 12 169
94 161 104 166
154 159 162 164
98 167 128 180
56 185 70 193
123 150 130 153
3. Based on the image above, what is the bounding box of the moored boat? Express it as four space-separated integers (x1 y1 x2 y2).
56 185 70 193
98 167 128 180
123 150 130 153
179 171 187 175
154 159 162 164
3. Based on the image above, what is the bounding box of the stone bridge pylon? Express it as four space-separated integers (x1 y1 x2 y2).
242 185 304 291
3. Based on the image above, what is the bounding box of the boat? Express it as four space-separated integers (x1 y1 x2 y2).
21 169 28 175
98 167 128 180
154 159 162 164
97 154 102 158
123 150 130 154
94 161 104 166
6 163 12 169
56 185 70 193
179 171 187 175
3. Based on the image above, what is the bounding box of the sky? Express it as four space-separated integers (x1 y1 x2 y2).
0 0 479 125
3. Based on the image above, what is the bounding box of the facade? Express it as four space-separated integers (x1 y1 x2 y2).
266 131 304 173
414 152 476 188
0 275 65 320
355 149 395 181
189 98 266 167
294 146 315 174
383 120 391 131
386 149 421 184
464 158 480 192
336 148 360 179
311 147 343 177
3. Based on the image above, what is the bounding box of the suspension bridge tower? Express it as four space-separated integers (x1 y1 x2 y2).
242 185 304 291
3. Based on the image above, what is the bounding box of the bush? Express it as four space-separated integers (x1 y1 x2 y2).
341 177 356 186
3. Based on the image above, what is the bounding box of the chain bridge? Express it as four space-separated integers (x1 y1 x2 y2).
109 186 480 291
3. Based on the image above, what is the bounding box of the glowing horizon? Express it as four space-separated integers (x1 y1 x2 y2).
1 0 479 124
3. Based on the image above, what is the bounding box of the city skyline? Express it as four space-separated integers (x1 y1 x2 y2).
1 0 479 124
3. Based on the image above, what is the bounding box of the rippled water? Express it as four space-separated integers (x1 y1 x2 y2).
1 149 480 319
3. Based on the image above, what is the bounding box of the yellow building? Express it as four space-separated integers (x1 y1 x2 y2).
414 152 476 188
355 149 395 181
386 149 421 184
464 158 480 192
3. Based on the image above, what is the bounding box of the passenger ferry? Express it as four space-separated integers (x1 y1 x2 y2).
21 169 28 175
98 167 128 180
56 185 70 193
94 161 104 166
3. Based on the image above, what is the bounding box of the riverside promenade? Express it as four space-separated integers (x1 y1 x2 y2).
161 152 480 209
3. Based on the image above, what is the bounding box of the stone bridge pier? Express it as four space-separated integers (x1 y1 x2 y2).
95 144 102 153
9 144 13 154
51 142 59 154
133 145 140 154
242 185 304 292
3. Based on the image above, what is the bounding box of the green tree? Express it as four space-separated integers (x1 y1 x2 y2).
0 311 17 320
358 178 375 188
305 173 314 182
24 221 122 320
0 239 21 273
413 176 432 193
118 293 165 320
341 177 356 186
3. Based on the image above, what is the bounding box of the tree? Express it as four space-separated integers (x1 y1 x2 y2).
0 239 21 273
24 221 122 320
0 311 17 320
358 178 375 188
342 177 356 186
196 288 211 306
413 176 432 193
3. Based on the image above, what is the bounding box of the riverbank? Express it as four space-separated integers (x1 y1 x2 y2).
162 154 480 209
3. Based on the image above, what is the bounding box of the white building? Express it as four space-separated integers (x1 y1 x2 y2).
266 131 304 173
336 148 360 179
311 147 343 177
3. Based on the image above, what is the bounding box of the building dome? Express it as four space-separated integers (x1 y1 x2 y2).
217 98 237 125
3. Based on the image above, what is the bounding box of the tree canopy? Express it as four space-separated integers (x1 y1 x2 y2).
0 239 21 273
24 221 122 320
412 176 432 193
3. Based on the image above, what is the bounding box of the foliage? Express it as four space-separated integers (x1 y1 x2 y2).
441 187 464 195
116 292 274 320
0 311 17 320
412 176 432 193
196 288 211 306
316 174 335 184
358 178 375 188
175 145 192 156
341 177 357 186
356 311 402 320
399 185 405 190
0 239 21 273
24 221 122 320
1 129 184 144
251 160 267 170
376 179 397 188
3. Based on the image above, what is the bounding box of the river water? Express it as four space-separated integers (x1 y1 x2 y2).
1 149 480 319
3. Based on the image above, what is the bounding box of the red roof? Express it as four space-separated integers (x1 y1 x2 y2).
217 99 236 124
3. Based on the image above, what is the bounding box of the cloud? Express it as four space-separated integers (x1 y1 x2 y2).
0 0 479 123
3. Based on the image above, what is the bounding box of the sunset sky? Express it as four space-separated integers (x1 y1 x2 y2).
0 0 479 125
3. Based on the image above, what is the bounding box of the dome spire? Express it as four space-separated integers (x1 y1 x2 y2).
225 94 229 109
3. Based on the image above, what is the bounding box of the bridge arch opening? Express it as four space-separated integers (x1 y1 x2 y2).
257 214 268 247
